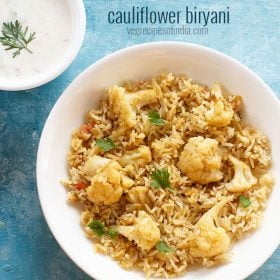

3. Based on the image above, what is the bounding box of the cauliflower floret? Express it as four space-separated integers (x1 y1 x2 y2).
116 211 160 250
108 86 159 128
189 197 231 258
119 145 152 167
178 136 223 184
85 158 134 205
121 174 135 190
151 130 184 160
190 83 234 130
259 173 274 188
126 186 150 204
205 83 234 127
87 173 123 205
225 155 257 192
82 155 111 177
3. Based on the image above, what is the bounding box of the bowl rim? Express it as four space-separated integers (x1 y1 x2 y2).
36 41 280 280
0 0 86 91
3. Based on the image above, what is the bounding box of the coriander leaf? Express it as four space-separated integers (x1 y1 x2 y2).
150 168 171 189
151 179 162 189
239 195 251 208
88 220 118 239
148 111 165 126
88 220 106 237
96 138 117 152
156 241 174 253
0 20 36 58
107 228 118 239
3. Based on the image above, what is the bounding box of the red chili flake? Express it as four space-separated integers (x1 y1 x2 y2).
75 182 87 190
81 121 96 133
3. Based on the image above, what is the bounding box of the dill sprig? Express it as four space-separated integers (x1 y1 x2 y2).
0 20 36 58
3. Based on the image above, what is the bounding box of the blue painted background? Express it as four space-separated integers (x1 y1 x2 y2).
0 0 279 279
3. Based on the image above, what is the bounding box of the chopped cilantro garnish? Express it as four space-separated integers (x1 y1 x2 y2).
88 220 106 237
88 220 118 239
148 111 165 126
156 241 174 253
96 138 117 152
107 228 118 239
239 195 251 208
151 168 171 189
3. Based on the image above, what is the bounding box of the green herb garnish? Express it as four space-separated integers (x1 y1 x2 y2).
96 138 117 152
151 168 171 189
239 195 251 208
88 220 106 237
0 20 36 58
148 111 165 126
107 228 118 239
88 220 118 239
156 241 174 253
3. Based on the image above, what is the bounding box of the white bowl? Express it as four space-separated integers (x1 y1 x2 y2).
37 42 280 280
0 0 86 91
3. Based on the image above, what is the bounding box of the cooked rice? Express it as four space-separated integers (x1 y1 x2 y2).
62 72 274 278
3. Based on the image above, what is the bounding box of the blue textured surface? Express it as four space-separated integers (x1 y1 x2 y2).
0 0 279 279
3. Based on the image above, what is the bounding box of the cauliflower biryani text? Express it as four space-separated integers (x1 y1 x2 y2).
62 73 274 278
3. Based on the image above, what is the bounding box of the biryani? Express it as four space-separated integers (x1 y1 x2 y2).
62 73 274 278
